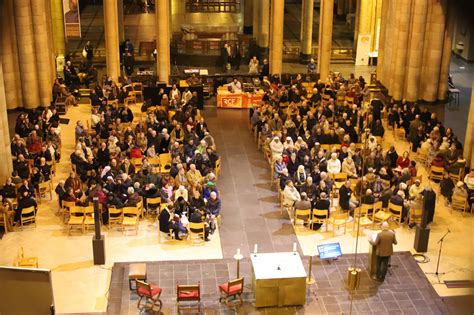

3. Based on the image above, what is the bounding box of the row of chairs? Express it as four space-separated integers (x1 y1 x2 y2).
135 278 244 312
66 205 140 235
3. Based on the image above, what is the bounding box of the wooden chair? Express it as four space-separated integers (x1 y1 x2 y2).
158 153 171 173
188 222 205 245
13 247 38 268
387 202 403 225
218 278 244 305
353 204 374 235
36 180 53 203
122 207 140 235
20 206 37 229
83 206 96 232
293 209 311 228
311 209 329 232
429 166 445 182
452 194 468 213
330 212 348 236
373 201 391 224
68 206 85 234
61 200 76 223
332 173 348 189
448 169 463 183
146 197 161 218
177 282 201 313
215 158 222 179
136 280 163 312
416 148 429 168
148 156 160 166
131 157 143 171
108 206 123 229
408 207 423 226
0 210 9 233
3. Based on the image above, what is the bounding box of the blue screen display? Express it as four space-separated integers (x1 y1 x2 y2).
318 243 342 259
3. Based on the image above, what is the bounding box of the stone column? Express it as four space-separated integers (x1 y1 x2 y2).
300 0 315 63
376 0 388 84
14 0 41 108
317 0 334 80
50 0 66 59
156 0 170 84
269 0 284 75
465 84 474 168
118 0 125 42
259 0 271 52
104 0 121 80
0 63 13 182
437 1 454 101
1 0 21 109
31 0 53 106
356 0 377 50
405 0 428 102
244 0 253 34
45 0 57 84
253 0 260 40
391 0 411 101
387 0 400 95
421 0 446 102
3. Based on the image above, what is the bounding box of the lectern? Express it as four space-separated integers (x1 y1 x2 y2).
368 233 377 276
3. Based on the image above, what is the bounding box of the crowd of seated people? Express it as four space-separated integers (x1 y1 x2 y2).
250 71 473 230
59 80 221 240
0 108 62 229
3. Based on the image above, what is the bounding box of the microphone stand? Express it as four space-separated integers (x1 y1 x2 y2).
425 229 450 283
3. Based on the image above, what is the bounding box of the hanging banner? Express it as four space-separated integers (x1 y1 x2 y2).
63 0 81 38
355 34 371 66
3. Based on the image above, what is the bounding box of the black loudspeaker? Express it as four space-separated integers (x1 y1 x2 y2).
414 225 430 252
92 199 105 265
422 188 436 228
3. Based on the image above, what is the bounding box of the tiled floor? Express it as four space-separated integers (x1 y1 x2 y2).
108 252 448 314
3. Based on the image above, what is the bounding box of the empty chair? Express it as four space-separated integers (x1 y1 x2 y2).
13 247 38 268
136 280 162 312
36 180 53 203
68 206 85 234
177 282 201 313
122 207 140 235
218 278 244 305
20 206 37 229
331 212 348 236
452 194 468 213
83 206 96 232
353 204 374 235
108 206 123 229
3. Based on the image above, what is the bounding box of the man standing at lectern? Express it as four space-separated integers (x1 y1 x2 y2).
370 222 397 282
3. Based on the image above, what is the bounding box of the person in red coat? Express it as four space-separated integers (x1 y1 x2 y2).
396 151 410 169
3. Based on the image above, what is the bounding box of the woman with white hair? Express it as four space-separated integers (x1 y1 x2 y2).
294 165 307 188
327 152 341 174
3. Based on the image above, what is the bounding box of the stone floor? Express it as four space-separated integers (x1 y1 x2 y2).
108 252 449 315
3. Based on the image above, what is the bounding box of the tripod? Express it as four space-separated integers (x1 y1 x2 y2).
426 229 450 283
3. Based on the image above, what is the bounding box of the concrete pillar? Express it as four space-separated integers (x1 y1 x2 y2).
118 0 125 42
421 0 446 102
437 1 454 101
1 0 21 109
376 0 388 84
391 0 411 101
270 0 284 75
300 0 315 63
405 0 428 102
31 0 53 107
244 0 253 34
356 0 377 50
259 0 270 51
465 85 474 168
0 63 14 182
104 0 121 80
156 0 170 84
317 0 334 80
253 0 260 40
14 0 41 109
50 0 66 58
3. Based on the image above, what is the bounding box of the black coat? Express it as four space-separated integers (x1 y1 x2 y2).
339 185 353 211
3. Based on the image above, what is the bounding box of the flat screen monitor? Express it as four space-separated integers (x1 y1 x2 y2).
317 243 343 260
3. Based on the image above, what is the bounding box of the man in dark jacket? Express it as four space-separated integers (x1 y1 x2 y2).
339 181 357 215
14 191 38 223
